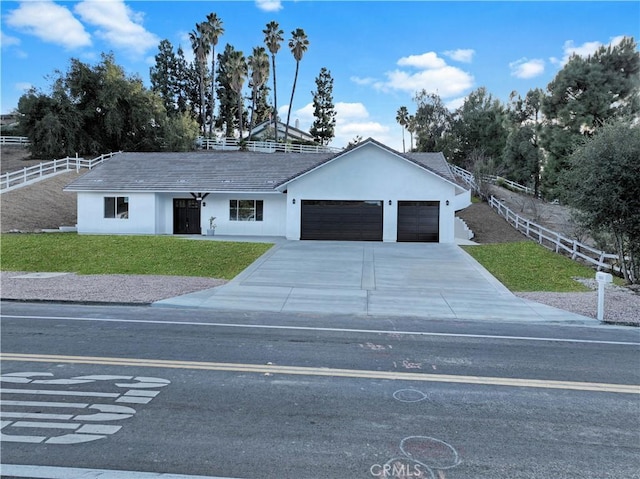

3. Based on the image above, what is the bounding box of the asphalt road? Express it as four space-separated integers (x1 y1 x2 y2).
1 302 639 479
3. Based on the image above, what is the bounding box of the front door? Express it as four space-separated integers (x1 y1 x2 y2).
173 199 201 234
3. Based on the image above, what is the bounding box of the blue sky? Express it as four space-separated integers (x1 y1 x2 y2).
2 1 638 150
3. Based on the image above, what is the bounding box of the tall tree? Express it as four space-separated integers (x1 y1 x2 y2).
19 54 168 157
396 106 409 153
503 88 544 196
247 46 270 140
150 39 178 115
541 36 640 199
189 22 211 135
412 91 453 155
562 119 640 283
407 114 417 152
451 87 508 167
309 67 336 146
203 13 224 136
263 21 284 142
227 49 247 138
174 45 197 116
284 28 309 143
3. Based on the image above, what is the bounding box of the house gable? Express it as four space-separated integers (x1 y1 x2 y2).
277 138 464 195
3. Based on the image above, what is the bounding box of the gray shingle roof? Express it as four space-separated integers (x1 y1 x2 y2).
65 151 334 192
65 139 460 193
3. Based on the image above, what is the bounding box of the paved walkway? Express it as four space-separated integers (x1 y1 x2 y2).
155 240 596 323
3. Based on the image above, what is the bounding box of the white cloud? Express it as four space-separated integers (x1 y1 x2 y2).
384 65 474 98
350 76 376 86
255 0 283 12
397 52 446 69
335 102 369 120
551 36 626 66
1 32 21 48
284 101 397 149
443 49 475 63
445 97 466 111
74 0 159 57
509 58 545 79
361 51 474 98
5 0 91 50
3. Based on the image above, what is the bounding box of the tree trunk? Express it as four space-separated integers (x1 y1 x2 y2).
271 55 278 143
248 89 256 141
237 96 243 140
285 61 299 144
209 53 216 137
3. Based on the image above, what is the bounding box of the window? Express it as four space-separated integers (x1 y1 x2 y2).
104 196 129 219
230 200 263 221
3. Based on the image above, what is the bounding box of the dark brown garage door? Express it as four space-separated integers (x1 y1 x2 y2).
301 200 383 241
397 201 439 242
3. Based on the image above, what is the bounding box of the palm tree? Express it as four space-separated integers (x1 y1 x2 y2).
263 21 283 142
284 28 309 144
203 13 224 137
227 50 247 138
247 46 270 141
189 23 210 135
396 106 409 153
407 114 417 152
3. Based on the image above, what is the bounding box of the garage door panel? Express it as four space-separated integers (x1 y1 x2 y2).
301 201 383 241
397 201 439 242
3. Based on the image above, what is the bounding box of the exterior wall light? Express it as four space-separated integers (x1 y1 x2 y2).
388 200 392 206
446 200 450 206
292 198 296 204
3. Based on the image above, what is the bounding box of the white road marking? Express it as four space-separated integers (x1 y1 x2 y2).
1 388 120 398
11 421 79 429
115 396 152 404
2 313 637 346
0 464 243 479
76 424 121 434
0 373 170 444
1 412 74 420
1 400 89 408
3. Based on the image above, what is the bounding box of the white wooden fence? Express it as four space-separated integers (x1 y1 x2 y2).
488 195 620 273
1 136 30 146
449 164 534 195
1 152 120 193
199 137 341 154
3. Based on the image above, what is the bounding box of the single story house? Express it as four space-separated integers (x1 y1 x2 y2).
245 120 316 143
64 138 471 242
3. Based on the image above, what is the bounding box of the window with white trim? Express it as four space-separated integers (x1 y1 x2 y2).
104 196 129 219
229 200 263 221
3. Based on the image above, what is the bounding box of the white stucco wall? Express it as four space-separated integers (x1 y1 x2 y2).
76 192 157 234
284 143 459 242
199 193 287 236
77 191 287 236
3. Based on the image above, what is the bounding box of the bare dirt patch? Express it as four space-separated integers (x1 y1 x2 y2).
1 171 81 232
1 145 41 173
487 184 577 239
456 202 527 244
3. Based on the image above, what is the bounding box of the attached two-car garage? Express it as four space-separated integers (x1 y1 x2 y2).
300 200 439 242
300 200 383 241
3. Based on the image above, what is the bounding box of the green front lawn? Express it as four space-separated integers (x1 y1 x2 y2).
462 241 599 292
0 234 272 279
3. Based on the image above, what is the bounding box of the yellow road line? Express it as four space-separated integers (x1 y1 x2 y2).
2 353 638 395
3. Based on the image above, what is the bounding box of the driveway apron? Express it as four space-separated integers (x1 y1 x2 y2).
154 241 595 322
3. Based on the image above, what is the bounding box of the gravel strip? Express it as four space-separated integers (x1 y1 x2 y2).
516 289 640 326
1 272 226 304
2 270 638 326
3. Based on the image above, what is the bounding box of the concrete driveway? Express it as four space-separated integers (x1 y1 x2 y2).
155 240 594 322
